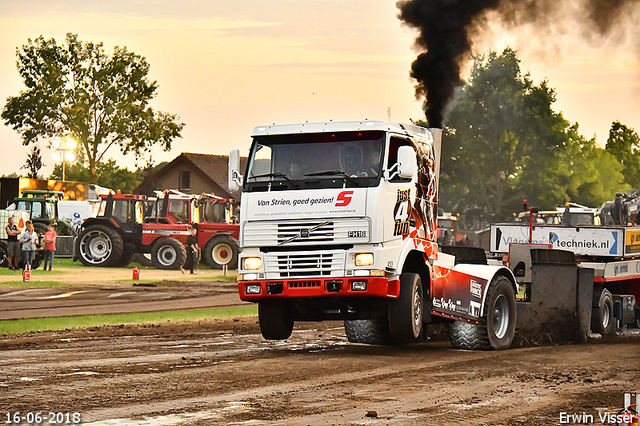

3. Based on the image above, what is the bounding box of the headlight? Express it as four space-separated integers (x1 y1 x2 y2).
354 253 374 267
242 257 263 270
245 284 262 294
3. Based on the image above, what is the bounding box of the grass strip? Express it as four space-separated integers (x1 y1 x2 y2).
0 305 258 336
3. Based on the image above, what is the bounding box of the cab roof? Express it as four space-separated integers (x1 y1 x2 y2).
251 120 431 140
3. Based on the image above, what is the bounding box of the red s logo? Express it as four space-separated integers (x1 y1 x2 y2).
335 191 353 207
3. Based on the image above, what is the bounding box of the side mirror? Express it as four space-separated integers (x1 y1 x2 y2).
228 149 243 192
397 146 416 179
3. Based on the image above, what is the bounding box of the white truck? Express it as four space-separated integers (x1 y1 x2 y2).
229 121 518 349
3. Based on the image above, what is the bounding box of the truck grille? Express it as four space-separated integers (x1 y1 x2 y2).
277 222 334 244
263 249 345 278
243 219 369 247
277 253 333 277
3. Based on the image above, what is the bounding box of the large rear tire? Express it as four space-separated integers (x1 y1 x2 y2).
31 252 43 270
258 300 293 340
151 238 187 270
0 240 8 268
134 253 153 267
117 252 135 267
78 225 124 267
449 276 516 350
203 236 239 269
344 318 393 345
591 287 614 335
388 273 424 342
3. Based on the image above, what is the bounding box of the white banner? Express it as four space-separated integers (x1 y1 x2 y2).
244 189 366 220
490 224 623 257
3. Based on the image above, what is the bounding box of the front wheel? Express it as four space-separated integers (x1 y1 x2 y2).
258 300 293 340
388 273 424 342
151 238 187 270
449 276 516 350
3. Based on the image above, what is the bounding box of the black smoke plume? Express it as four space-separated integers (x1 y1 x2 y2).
397 0 640 128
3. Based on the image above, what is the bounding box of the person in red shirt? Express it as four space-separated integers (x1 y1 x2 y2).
43 223 57 271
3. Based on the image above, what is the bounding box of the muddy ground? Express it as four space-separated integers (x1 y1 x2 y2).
1 317 638 426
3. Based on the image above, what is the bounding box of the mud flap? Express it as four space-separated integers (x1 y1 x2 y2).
516 249 593 343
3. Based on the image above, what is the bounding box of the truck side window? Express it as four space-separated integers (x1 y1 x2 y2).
388 137 413 182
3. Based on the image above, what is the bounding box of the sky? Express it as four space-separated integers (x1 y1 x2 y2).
0 0 639 178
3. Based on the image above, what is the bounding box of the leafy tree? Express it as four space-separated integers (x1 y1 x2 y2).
437 48 623 224
50 159 142 194
605 121 640 189
2 33 184 183
440 48 565 221
22 144 45 179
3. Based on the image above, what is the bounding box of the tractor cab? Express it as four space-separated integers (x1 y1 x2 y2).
11 190 74 235
95 193 148 235
199 193 238 224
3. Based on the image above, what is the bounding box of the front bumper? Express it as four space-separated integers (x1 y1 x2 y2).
238 276 400 301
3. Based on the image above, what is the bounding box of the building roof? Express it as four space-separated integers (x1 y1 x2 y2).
134 152 247 198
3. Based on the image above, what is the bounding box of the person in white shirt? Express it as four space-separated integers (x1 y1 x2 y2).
20 220 38 270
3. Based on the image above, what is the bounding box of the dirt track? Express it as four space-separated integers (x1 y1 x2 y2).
1 317 638 426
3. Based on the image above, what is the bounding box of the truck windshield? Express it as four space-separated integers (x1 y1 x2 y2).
245 131 384 191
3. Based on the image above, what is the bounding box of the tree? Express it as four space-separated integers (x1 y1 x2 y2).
2 33 184 183
440 48 566 221
605 121 640 189
438 48 623 224
50 159 143 194
22 144 45 179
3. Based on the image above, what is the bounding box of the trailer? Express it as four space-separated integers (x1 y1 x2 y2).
490 222 640 336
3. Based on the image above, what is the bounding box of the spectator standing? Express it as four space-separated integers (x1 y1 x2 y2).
184 226 199 274
20 220 38 270
43 223 57 271
5 216 21 270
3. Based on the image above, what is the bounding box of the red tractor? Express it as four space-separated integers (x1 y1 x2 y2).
76 192 239 270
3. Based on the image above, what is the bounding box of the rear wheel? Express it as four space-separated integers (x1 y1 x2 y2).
151 238 187 270
203 236 239 269
258 300 293 340
388 273 424 342
31 252 43 270
78 225 124 267
591 287 614 335
117 252 135 267
344 318 393 345
449 276 516 350
0 240 8 267
134 253 153 267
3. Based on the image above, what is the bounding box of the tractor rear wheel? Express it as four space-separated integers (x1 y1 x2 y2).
151 238 187 270
0 240 8 268
134 253 153 267
203 236 239 269
78 225 124 267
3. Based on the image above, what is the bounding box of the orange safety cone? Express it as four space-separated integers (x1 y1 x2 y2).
132 267 139 280
23 264 31 282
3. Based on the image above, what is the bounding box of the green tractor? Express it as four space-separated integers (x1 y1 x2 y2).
11 190 76 237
